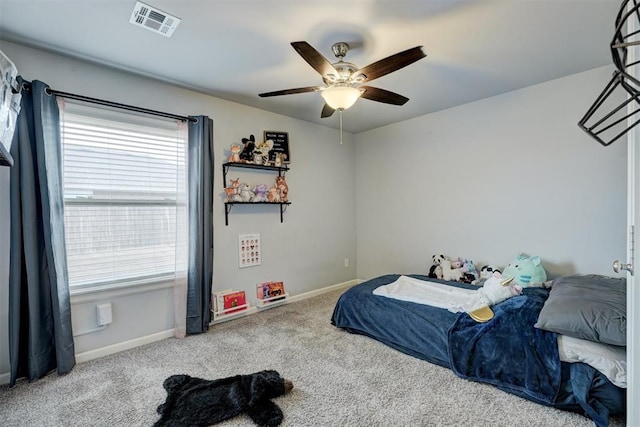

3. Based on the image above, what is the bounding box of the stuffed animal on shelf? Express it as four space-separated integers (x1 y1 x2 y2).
268 186 280 202
224 177 242 202
441 259 463 282
228 143 242 163
240 135 256 162
253 139 274 165
224 187 236 202
464 272 523 322
273 153 287 167
237 183 255 202
275 176 288 202
502 254 547 287
154 370 294 426
252 183 269 202
428 254 446 279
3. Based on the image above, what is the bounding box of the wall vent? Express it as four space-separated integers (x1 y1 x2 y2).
129 1 180 38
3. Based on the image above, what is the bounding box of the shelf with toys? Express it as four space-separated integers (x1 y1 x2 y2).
222 161 290 226
222 161 289 184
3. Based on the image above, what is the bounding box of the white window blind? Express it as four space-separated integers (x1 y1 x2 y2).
59 101 188 290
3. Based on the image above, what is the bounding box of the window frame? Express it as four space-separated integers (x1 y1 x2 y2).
58 100 188 295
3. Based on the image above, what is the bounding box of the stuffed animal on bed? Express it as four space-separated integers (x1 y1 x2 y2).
465 272 523 322
476 272 523 306
502 254 547 287
441 259 463 281
154 370 294 426
471 264 501 285
428 254 446 279
457 258 478 283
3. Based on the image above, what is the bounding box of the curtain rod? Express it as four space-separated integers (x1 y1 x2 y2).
19 82 194 123
47 89 196 123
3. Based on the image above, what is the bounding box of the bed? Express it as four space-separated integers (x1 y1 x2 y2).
331 274 626 427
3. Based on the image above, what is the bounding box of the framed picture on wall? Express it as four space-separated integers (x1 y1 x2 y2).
238 233 261 268
264 130 290 164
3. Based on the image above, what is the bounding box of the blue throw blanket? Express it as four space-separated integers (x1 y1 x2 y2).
448 288 561 405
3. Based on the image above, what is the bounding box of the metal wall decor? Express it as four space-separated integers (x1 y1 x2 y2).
579 0 640 146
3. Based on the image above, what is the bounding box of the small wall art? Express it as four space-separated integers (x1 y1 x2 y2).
238 233 262 268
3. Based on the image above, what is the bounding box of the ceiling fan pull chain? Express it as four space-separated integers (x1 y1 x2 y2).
339 110 343 145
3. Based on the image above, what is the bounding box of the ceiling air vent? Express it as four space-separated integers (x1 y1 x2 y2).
129 1 181 38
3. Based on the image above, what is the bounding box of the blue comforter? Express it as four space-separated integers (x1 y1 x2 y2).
331 275 625 426
448 288 560 405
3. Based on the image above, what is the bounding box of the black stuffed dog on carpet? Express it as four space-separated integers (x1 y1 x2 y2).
154 370 294 426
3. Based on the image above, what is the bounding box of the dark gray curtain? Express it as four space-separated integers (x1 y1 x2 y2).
186 116 214 334
8 79 75 386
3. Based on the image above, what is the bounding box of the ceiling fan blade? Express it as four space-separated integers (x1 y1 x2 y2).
291 41 340 80
321 103 335 118
259 86 322 97
353 46 426 83
360 86 409 105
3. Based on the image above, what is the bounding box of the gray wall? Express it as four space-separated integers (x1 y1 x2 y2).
355 65 627 280
0 41 357 378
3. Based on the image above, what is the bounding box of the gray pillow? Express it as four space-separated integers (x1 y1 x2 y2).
534 275 626 346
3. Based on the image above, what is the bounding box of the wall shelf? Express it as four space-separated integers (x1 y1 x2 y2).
223 161 290 225
222 161 288 187
212 303 250 320
256 293 289 309
224 201 291 225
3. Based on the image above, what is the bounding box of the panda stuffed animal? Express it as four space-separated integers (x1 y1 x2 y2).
428 254 447 279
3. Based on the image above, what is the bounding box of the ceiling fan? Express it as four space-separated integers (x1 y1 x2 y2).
258 41 426 118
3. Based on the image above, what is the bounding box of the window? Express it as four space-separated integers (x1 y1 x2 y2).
59 101 188 291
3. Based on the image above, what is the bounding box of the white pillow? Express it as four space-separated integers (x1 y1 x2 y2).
557 334 626 388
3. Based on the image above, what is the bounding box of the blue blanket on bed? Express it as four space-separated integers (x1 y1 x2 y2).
448 287 561 405
333 277 624 426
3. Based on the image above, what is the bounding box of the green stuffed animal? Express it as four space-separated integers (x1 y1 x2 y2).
502 254 547 287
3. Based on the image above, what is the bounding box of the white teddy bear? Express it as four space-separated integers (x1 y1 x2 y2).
237 183 255 202
441 259 463 281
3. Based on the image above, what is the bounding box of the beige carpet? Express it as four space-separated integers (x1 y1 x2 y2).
0 288 625 426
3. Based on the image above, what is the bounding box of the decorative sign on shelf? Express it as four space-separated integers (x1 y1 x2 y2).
238 233 262 268
264 130 290 164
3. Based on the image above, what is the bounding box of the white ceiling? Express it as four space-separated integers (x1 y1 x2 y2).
0 0 620 133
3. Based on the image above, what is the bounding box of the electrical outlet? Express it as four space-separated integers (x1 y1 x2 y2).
97 303 113 326
344 258 350 268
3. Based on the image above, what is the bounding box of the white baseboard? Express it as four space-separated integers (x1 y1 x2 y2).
74 329 176 363
287 278 360 303
0 330 175 386
210 278 359 324
0 278 360 384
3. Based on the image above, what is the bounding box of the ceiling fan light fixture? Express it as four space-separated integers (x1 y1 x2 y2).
321 86 362 111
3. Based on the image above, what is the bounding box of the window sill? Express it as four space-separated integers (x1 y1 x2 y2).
70 276 177 304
